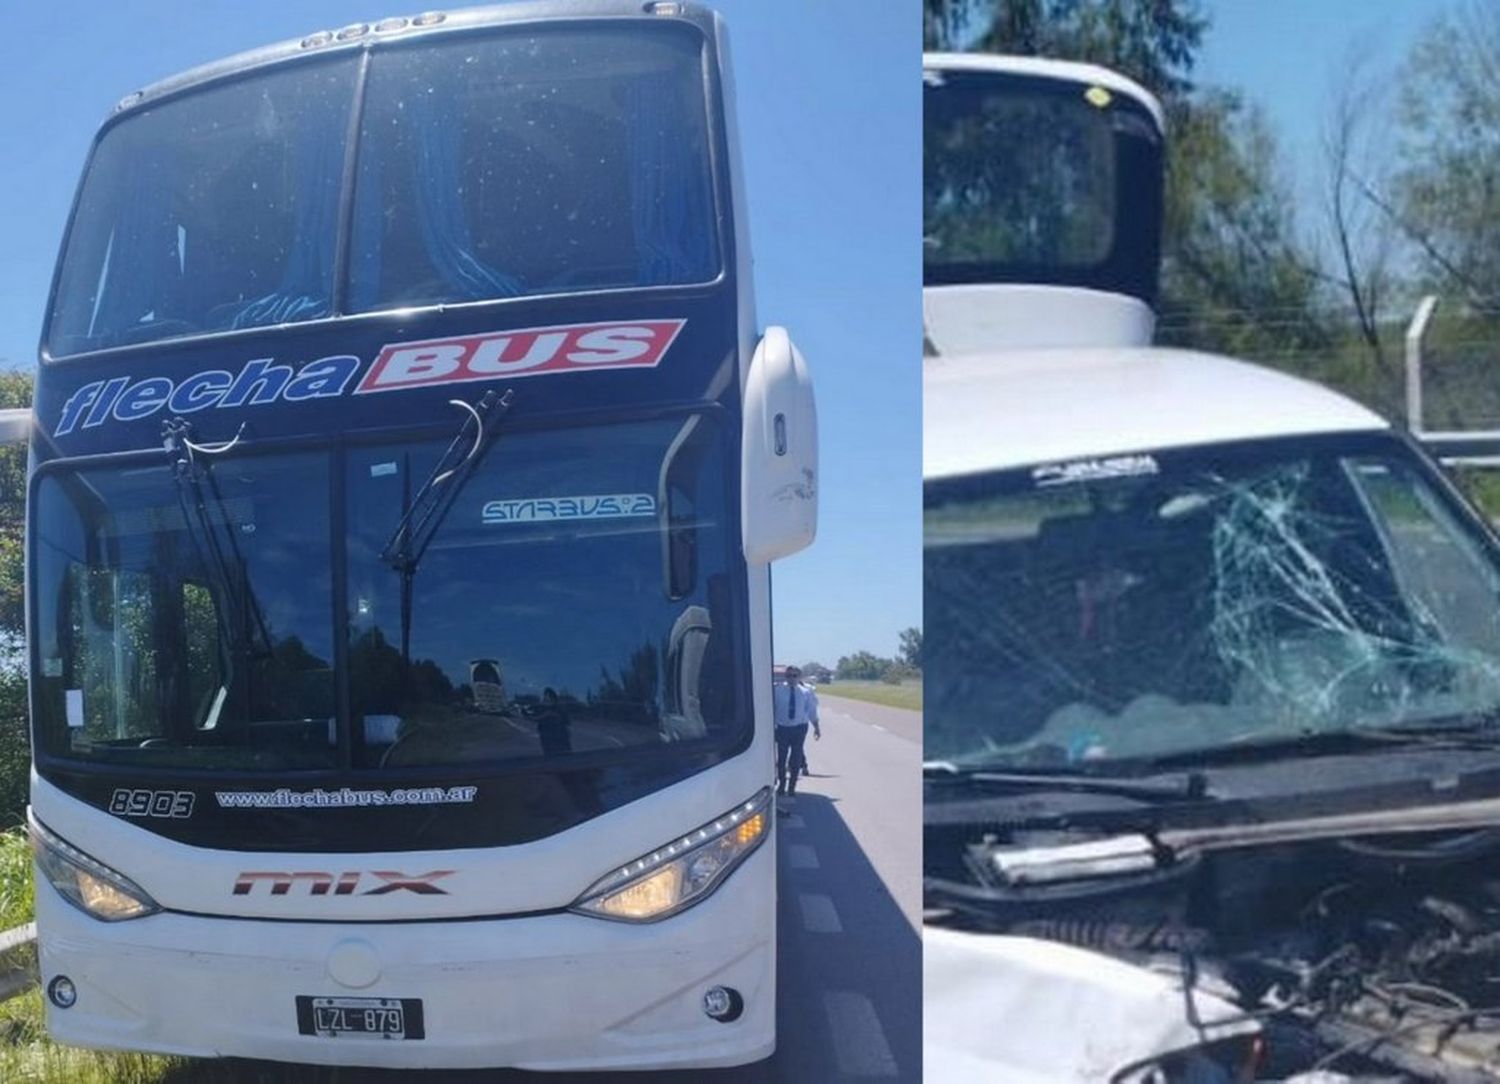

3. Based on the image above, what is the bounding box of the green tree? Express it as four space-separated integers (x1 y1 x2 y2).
1390 4 1500 304
898 627 923 669
924 0 1207 100
1156 90 1333 362
924 0 1332 367
0 370 31 827
836 651 893 681
0 371 30 637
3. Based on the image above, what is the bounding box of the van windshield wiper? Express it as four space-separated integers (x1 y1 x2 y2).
1144 719 1500 770
923 760 1210 802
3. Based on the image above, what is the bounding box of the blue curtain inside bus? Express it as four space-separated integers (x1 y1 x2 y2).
50 26 721 357
228 122 342 330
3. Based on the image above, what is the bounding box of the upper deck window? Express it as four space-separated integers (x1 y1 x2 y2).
50 61 355 358
923 67 1163 304
47 23 721 359
347 25 719 311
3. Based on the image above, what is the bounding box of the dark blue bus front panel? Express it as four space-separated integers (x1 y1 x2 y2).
28 6 756 854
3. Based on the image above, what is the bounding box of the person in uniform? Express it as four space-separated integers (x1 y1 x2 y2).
773 665 820 800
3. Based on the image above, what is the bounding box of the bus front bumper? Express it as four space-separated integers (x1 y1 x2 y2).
34 845 775 1070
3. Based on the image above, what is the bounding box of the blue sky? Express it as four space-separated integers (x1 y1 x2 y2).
1198 0 1436 207
0 1 920 668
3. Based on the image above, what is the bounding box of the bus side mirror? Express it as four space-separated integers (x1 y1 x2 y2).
742 326 817 564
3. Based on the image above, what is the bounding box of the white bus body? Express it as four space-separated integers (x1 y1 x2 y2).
28 3 815 1070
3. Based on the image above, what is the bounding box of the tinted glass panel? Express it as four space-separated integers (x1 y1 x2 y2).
926 86 1115 267
923 68 1163 301
33 453 336 768
348 25 718 310
50 61 355 357
345 414 739 768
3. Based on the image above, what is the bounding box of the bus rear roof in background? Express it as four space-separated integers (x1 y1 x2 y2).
922 52 1164 134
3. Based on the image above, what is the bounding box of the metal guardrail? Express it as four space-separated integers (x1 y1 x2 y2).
1423 431 1500 468
0 921 36 1002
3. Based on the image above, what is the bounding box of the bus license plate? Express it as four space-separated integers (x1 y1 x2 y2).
296 996 423 1039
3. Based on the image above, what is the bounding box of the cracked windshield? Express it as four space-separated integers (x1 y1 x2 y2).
924 434 1500 767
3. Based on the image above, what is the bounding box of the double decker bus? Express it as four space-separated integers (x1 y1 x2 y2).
26 2 816 1070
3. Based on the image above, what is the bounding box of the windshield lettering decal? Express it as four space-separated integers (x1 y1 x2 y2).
215 785 477 810
1032 454 1159 488
56 355 361 436
355 319 686 394
481 492 656 525
52 320 687 435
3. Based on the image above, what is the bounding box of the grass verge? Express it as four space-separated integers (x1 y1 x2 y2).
0 826 32 930
819 679 922 711
0 989 183 1084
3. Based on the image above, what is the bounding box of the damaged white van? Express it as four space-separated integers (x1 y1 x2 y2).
924 54 1500 1083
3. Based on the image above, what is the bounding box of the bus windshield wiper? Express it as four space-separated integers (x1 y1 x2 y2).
380 389 513 666
379 388 514 575
162 417 273 725
923 760 1210 802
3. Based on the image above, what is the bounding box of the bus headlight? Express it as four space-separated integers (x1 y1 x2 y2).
30 819 160 922
571 788 772 923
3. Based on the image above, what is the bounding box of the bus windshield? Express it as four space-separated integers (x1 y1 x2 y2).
48 23 720 358
32 413 741 771
924 434 1500 769
922 66 1162 303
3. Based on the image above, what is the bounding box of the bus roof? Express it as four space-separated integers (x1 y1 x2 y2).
112 1 717 118
923 52 1165 134
924 347 1388 480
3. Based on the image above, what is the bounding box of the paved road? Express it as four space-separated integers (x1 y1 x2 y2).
758 693 922 1081
169 697 923 1084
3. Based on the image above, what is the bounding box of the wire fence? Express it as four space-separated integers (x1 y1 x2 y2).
1158 300 1500 432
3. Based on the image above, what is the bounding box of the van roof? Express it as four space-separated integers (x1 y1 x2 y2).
924 346 1389 481
923 52 1165 133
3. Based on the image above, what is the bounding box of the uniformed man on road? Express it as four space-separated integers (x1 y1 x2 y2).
773 665 820 802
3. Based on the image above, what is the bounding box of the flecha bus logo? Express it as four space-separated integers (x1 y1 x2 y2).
355 319 686 394
51 319 686 434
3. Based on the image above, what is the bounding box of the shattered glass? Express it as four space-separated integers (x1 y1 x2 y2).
1207 462 1500 736
924 435 1500 766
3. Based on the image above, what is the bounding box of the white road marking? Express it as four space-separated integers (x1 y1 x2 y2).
798 893 843 933
787 843 820 869
824 991 898 1077
871 724 886 732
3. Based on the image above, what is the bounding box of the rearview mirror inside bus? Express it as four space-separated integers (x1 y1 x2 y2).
741 327 818 564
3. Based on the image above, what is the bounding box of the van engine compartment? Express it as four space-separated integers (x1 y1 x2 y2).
933 823 1500 1081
